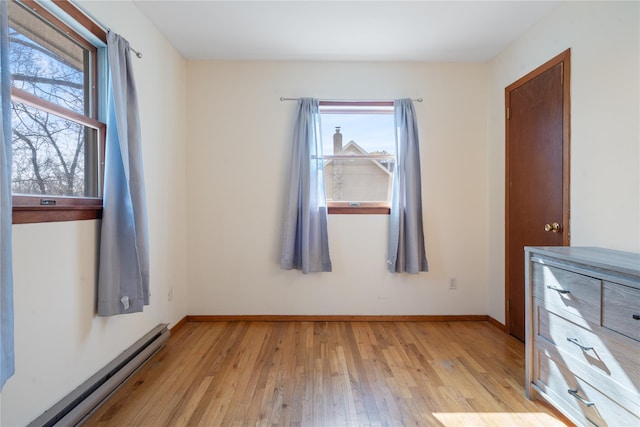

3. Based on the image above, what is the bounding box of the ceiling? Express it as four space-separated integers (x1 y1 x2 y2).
132 1 559 62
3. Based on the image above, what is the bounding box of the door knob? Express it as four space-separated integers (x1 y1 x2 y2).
544 222 562 233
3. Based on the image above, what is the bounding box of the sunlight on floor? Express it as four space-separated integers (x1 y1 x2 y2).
433 412 567 426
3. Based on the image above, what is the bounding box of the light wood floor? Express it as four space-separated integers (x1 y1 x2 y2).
82 321 569 426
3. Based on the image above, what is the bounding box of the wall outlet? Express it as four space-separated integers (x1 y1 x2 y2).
449 278 457 290
168 287 173 301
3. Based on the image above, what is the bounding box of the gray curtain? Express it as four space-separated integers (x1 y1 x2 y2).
388 99 428 273
281 98 332 273
97 31 150 315
0 0 15 388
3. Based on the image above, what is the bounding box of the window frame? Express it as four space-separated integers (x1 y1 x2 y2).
319 100 394 215
9 0 108 224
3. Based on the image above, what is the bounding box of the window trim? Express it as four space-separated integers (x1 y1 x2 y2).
12 197 103 224
11 87 105 130
9 0 106 224
319 100 394 215
327 202 390 215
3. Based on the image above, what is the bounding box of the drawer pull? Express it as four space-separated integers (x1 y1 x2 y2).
566 337 593 351
546 285 570 294
633 314 640 320
568 389 595 407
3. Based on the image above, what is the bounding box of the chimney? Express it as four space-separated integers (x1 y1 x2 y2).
333 127 343 154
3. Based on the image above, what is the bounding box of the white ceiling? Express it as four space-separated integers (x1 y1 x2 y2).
132 1 560 62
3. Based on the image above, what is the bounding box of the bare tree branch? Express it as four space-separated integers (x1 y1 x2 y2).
12 73 83 90
13 129 46 194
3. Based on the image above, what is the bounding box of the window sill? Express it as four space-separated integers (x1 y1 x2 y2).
13 206 103 224
12 196 103 224
327 202 390 215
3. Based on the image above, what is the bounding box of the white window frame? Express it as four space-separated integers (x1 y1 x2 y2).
319 101 395 214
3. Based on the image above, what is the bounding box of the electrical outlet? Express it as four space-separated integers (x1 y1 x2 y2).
449 278 457 290
168 287 173 301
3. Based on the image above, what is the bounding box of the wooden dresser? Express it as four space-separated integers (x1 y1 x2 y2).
525 246 640 427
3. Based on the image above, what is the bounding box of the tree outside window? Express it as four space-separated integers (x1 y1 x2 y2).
8 0 105 223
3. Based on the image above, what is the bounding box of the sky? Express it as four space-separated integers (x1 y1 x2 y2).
320 112 395 155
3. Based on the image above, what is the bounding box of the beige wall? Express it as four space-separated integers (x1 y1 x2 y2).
1 1 188 425
186 61 489 316
486 1 640 323
3 1 639 425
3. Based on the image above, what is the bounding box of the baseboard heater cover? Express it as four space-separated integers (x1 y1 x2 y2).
28 323 169 427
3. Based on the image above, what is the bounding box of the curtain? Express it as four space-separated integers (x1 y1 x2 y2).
97 31 149 316
388 99 428 273
281 98 332 273
0 0 15 388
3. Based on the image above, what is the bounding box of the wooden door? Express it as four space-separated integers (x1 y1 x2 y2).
505 50 570 341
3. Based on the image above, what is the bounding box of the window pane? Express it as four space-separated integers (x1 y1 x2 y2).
11 101 100 197
320 107 395 155
321 105 395 203
325 158 393 202
8 0 89 115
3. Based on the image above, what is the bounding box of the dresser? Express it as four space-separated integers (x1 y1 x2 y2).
525 246 640 427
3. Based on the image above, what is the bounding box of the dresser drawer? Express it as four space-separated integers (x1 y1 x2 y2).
526 247 640 427
532 262 601 324
602 281 640 342
536 351 640 427
536 303 640 403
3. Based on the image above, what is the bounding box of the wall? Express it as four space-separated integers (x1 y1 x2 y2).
4 1 637 424
487 1 640 322
186 61 489 316
1 1 188 425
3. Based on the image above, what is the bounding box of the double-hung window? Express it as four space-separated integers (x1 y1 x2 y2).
8 0 106 224
320 101 395 214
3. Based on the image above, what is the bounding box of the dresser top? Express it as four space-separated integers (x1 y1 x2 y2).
525 246 640 279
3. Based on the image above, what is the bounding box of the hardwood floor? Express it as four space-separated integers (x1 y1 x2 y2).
82 321 569 426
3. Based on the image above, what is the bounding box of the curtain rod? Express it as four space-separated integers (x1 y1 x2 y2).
280 97 423 103
69 0 143 58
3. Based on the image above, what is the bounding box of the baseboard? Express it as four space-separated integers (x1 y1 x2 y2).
186 314 491 322
170 316 188 333
487 316 507 332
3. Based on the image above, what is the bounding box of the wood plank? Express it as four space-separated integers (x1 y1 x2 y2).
83 321 571 426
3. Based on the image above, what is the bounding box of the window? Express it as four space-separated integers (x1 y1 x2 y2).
320 101 395 214
8 0 106 224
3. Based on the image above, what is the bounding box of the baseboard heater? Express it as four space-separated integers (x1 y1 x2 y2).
28 323 170 427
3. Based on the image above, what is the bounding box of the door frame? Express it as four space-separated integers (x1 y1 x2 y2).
504 49 571 336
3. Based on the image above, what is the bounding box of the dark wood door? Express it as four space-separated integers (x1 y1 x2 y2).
505 50 570 341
